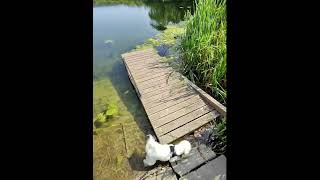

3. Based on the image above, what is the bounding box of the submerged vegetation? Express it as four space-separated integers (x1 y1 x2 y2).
180 0 226 104
135 25 185 50
94 103 119 127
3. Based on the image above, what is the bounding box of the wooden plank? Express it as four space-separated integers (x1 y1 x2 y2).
133 68 173 81
126 60 160 69
135 72 171 86
184 77 227 117
134 70 175 83
123 57 141 98
126 58 171 71
130 63 171 74
121 47 153 56
121 48 154 58
132 69 173 82
124 52 158 62
143 88 196 110
124 52 156 61
136 73 180 90
133 68 171 79
155 107 219 137
122 53 155 62
144 167 177 180
149 95 204 122
125 55 160 66
127 61 167 71
158 111 217 144
123 56 159 70
145 91 195 115
141 82 187 99
125 55 157 63
125 55 162 63
141 86 188 105
139 78 184 95
151 99 207 127
180 155 226 180
170 144 216 177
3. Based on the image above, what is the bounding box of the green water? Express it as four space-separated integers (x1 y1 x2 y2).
93 1 193 179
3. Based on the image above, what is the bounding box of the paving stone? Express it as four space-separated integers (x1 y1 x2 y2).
180 155 226 180
170 144 216 176
144 167 177 180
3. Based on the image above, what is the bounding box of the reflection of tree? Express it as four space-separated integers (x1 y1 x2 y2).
94 0 194 31
145 1 194 30
94 0 145 6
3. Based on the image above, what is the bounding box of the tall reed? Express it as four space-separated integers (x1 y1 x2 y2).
180 0 226 104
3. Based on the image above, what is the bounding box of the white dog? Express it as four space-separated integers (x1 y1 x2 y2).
143 134 192 167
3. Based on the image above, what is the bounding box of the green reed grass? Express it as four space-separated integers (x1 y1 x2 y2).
180 0 226 104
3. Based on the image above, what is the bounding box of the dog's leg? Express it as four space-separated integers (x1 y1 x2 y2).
143 156 156 167
169 156 181 163
143 158 156 167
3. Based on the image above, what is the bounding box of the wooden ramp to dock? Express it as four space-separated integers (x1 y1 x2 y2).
121 48 225 144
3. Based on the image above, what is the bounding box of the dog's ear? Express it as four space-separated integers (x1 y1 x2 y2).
146 134 155 141
146 134 151 140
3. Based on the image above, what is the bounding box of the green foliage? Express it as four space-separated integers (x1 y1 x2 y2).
211 117 226 154
94 100 119 128
180 0 226 104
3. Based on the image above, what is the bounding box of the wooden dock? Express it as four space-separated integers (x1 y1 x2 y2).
121 48 226 144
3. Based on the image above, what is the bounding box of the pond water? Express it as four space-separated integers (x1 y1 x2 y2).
93 0 193 179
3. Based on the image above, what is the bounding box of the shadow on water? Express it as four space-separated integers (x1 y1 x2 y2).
107 59 159 173
128 151 149 171
107 58 155 136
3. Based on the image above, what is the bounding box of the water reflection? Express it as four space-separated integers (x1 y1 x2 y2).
146 0 194 30
94 0 194 31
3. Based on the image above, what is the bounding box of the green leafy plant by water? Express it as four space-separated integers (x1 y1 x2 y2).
211 117 226 154
106 103 118 117
94 101 119 128
96 112 107 122
180 0 226 104
94 112 108 128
